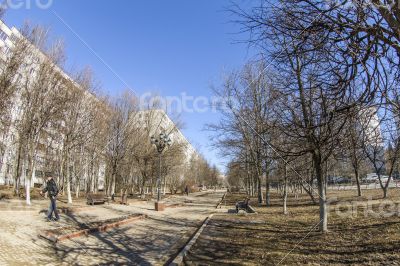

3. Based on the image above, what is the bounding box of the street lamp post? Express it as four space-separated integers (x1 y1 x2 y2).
151 133 172 207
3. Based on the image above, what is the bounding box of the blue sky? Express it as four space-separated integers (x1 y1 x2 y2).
3 0 257 172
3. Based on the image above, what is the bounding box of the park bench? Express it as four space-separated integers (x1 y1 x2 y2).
87 193 108 205
236 197 250 213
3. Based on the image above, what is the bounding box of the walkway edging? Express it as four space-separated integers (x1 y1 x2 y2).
39 214 146 243
216 192 227 209
168 214 214 266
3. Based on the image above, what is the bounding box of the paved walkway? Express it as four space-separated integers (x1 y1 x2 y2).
0 191 225 265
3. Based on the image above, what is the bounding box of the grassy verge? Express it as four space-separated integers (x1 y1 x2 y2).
185 189 400 265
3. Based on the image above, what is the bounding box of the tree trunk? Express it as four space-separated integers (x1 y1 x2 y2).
107 175 111 196
354 169 362 197
110 165 117 196
266 181 271 207
13 141 23 196
245 176 249 195
66 157 73 204
257 175 263 204
58 156 63 193
67 176 72 204
314 153 328 232
265 160 270 206
163 176 167 195
21 158 29 204
25 177 31 205
283 165 288 215
75 180 80 198
140 176 146 199
111 175 116 196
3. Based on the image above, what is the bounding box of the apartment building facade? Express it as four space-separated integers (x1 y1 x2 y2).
0 20 106 188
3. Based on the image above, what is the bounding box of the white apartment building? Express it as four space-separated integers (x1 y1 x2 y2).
359 106 383 147
0 20 106 187
135 109 198 191
0 20 22 185
135 109 196 165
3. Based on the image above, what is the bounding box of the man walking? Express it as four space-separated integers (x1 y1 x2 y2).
40 176 60 222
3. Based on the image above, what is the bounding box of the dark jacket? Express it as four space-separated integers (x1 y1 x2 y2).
42 179 59 198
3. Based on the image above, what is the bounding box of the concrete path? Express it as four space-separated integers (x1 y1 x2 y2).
0 190 225 265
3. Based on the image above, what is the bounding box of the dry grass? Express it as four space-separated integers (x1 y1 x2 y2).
185 189 400 265
0 185 42 200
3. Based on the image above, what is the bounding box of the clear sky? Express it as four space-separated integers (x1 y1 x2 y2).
2 0 257 172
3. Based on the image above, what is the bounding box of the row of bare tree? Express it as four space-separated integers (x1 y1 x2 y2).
211 0 400 232
0 23 217 205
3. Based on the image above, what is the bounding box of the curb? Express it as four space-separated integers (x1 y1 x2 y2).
167 214 214 266
247 205 258 214
166 203 184 209
216 192 227 209
60 206 92 214
40 214 146 243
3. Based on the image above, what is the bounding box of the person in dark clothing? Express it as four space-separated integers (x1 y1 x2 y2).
40 176 60 222
184 185 189 196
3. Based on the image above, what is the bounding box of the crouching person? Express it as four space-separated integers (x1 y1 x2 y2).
40 176 60 222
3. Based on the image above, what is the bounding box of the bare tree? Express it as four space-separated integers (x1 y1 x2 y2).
362 105 400 198
231 0 399 103
13 25 69 204
342 107 369 196
208 63 276 204
58 68 102 204
226 0 400 232
105 91 138 197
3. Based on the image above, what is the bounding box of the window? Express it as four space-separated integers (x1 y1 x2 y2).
1 46 10 55
10 34 19 43
0 30 8 41
35 170 43 178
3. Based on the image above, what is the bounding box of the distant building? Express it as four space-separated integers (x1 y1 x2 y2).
359 106 383 147
359 106 386 173
135 109 196 165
